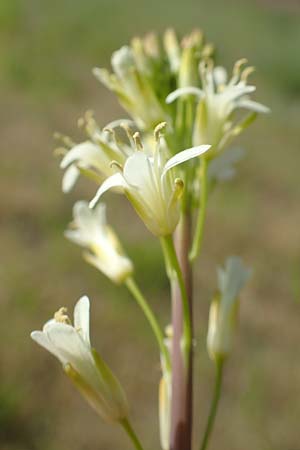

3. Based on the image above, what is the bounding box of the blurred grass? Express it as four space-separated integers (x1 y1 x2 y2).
1 0 300 449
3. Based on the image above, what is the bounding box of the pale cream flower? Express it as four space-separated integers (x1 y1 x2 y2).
65 201 133 284
167 59 269 157
59 113 134 193
207 257 251 361
31 296 128 423
89 125 211 236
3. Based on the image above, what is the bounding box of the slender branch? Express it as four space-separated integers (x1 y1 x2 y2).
160 234 192 361
199 359 224 450
125 277 170 371
189 156 208 262
121 418 145 450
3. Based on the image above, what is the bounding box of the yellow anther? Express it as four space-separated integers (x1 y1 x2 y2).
241 66 255 82
233 58 248 76
133 132 143 150
54 307 71 324
53 147 68 158
110 160 123 172
53 132 75 148
154 122 167 141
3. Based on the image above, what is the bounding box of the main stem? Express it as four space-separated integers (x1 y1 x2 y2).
170 213 193 450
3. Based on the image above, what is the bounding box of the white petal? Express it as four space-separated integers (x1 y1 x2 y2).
74 296 90 345
235 99 270 114
104 119 135 129
64 229 87 247
213 66 228 86
94 203 108 227
62 165 80 193
73 201 94 229
162 145 211 177
60 142 102 169
166 87 203 104
89 173 126 209
31 330 66 363
45 322 91 367
218 256 252 306
123 152 153 188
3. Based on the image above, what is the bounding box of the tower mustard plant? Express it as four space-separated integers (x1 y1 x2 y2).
31 28 268 450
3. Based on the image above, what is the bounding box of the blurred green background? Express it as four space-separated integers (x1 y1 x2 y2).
1 0 300 449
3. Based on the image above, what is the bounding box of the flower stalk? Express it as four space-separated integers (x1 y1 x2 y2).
121 418 145 450
189 156 209 262
125 276 171 371
199 359 224 450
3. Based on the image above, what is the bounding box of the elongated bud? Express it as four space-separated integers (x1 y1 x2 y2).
179 29 203 88
111 46 135 80
159 372 171 450
163 28 181 74
207 257 251 362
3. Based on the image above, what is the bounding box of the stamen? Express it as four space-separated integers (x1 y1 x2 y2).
241 66 255 82
174 178 184 197
133 132 143 150
233 58 248 77
154 122 167 142
53 147 68 158
120 122 135 146
53 132 75 148
110 160 123 172
54 307 71 324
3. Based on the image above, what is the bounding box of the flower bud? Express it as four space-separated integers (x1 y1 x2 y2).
207 257 251 362
178 29 203 88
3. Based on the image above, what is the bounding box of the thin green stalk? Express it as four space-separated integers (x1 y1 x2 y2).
160 235 192 362
121 418 144 450
125 277 170 371
200 359 224 450
189 156 208 262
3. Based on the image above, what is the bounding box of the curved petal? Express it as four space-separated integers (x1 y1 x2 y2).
235 99 270 113
166 87 203 104
60 142 102 169
45 322 91 367
31 331 66 363
162 145 211 178
74 296 90 345
213 66 228 86
89 173 127 209
123 152 153 188
62 165 80 193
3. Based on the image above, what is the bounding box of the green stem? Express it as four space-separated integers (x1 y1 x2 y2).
125 277 170 371
200 359 224 450
121 418 144 450
160 235 192 364
189 156 208 262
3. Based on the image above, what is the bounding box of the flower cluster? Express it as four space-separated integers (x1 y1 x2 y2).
31 27 267 450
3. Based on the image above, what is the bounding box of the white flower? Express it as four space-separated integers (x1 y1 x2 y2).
59 114 134 193
166 59 269 156
31 296 128 423
89 125 211 236
207 257 251 361
65 201 133 284
93 46 167 130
